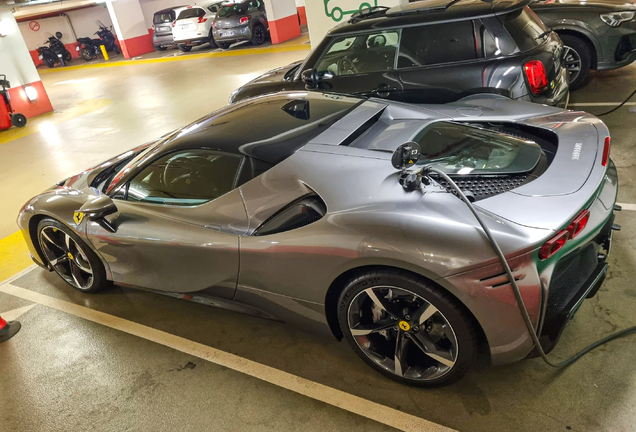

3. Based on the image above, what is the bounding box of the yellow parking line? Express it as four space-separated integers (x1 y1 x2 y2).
39 43 310 73
0 231 33 283
0 98 111 145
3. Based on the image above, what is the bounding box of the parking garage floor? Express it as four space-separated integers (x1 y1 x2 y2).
1 46 636 432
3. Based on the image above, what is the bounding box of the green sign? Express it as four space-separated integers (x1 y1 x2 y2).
324 0 379 22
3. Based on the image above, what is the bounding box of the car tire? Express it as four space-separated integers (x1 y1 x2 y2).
63 50 72 62
156 46 167 51
80 48 94 61
559 34 592 90
37 218 111 294
250 24 266 45
337 269 478 387
217 41 231 50
209 32 218 49
178 45 192 52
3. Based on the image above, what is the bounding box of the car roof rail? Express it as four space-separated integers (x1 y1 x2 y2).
348 6 390 23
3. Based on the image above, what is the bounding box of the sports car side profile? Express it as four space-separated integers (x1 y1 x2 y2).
17 92 618 386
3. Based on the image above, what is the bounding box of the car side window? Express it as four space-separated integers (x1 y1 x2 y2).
314 31 399 76
124 150 243 206
208 4 218 13
398 21 477 68
247 0 260 12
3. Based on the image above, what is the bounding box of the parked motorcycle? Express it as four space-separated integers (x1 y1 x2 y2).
76 37 104 61
95 21 121 54
37 32 71 68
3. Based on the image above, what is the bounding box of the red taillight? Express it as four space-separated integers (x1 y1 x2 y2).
239 16 249 25
539 230 569 260
172 21 176 27
567 210 590 239
212 21 217 29
525 60 548 95
602 136 610 166
198 16 207 23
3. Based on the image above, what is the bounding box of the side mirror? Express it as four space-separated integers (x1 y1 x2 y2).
77 195 118 232
391 141 421 170
55 31 63 39
301 69 334 90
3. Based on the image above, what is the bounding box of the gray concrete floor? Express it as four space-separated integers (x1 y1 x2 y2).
1 53 636 432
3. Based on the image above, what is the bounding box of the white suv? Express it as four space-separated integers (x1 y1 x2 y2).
172 2 227 52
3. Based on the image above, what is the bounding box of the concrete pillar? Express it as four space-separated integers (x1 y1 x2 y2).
295 0 307 26
304 0 407 47
105 0 154 58
0 10 53 119
263 0 301 44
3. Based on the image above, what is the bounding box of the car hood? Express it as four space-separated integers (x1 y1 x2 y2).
248 61 302 86
533 0 635 10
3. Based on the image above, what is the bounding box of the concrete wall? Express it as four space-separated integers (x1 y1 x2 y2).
305 0 406 46
66 5 113 38
0 10 53 119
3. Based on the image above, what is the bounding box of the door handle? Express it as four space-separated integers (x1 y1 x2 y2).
373 84 397 98
205 224 222 231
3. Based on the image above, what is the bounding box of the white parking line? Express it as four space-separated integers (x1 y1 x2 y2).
617 202 636 211
0 282 455 432
569 102 636 107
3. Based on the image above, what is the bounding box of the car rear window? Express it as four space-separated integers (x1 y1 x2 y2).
503 6 549 52
154 12 175 24
413 122 543 175
177 8 204 20
218 3 247 17
398 21 477 68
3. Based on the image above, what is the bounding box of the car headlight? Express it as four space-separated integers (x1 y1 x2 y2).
600 11 635 27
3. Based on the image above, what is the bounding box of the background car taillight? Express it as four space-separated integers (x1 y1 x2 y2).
602 136 611 166
567 210 590 239
525 60 549 95
539 230 569 260
239 16 249 25
198 16 207 23
212 22 217 29
172 21 176 27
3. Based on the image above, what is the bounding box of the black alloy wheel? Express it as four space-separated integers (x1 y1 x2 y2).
63 50 72 62
560 34 591 90
251 24 265 46
337 269 477 387
81 47 94 61
37 218 110 293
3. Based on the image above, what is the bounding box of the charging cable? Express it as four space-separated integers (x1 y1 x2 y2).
408 165 636 368
595 88 636 117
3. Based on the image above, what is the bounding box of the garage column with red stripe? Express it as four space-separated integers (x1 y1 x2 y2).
105 0 154 59
0 10 53 119
262 0 301 44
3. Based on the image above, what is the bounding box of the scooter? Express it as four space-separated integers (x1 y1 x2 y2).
38 32 72 68
0 75 27 131
76 37 104 61
95 21 121 55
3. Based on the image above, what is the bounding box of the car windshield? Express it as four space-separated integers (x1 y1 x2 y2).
177 8 203 20
218 3 247 17
105 142 161 194
154 12 175 24
413 122 543 175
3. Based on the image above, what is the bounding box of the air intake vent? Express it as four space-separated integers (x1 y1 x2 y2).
433 174 530 200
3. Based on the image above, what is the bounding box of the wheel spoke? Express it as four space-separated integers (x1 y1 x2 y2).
69 260 85 288
351 319 395 336
409 332 455 368
64 233 72 252
41 231 66 252
394 330 408 376
74 256 92 274
49 256 68 266
364 288 398 318
415 303 439 326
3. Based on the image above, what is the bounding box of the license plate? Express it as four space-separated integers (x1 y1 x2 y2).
38 55 43 60
76 46 80 51
222 31 235 37
158 26 169 32
57 53 63 58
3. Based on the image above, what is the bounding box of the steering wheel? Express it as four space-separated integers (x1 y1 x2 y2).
162 156 217 195
337 56 358 75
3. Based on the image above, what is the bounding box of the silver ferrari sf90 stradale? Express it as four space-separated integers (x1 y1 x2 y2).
18 92 618 386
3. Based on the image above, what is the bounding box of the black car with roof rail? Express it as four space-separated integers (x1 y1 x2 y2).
229 0 569 107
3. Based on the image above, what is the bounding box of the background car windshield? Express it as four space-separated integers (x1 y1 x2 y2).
126 150 242 206
315 31 399 76
153 12 174 24
177 8 204 20
218 3 247 17
504 7 549 52
413 123 543 175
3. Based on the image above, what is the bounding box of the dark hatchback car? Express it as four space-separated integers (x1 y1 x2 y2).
212 0 269 49
229 0 569 107
531 0 636 89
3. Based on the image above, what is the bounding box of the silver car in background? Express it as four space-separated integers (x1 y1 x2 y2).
212 0 268 49
17 92 618 387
